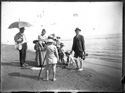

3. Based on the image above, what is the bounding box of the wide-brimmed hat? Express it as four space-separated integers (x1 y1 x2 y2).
33 40 39 43
20 27 25 30
75 28 81 31
48 35 54 39
47 39 54 43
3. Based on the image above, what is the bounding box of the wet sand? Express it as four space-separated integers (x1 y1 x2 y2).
1 44 122 92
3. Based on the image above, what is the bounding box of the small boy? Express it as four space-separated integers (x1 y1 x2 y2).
33 40 42 67
65 51 77 68
58 43 66 64
42 39 58 81
65 51 88 69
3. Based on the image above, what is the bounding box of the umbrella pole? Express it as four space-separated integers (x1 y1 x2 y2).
38 54 46 80
38 67 43 80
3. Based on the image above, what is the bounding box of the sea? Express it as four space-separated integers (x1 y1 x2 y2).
62 33 122 64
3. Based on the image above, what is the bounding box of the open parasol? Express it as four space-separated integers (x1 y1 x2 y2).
8 21 32 29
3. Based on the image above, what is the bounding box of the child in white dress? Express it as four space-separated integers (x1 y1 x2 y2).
43 39 58 81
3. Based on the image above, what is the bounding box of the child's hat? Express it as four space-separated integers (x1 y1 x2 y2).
47 39 54 43
33 40 39 43
48 35 54 39
60 43 64 46
65 51 70 55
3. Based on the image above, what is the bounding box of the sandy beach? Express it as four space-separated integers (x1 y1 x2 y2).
1 44 122 92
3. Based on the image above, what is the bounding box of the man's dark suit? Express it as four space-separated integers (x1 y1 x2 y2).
72 34 85 59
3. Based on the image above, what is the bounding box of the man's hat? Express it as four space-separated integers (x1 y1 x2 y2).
33 40 39 43
75 27 81 31
20 27 25 30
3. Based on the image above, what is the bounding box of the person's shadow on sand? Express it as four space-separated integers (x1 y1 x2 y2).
1 60 37 67
8 72 40 80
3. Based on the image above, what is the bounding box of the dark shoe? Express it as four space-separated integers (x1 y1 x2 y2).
65 63 68 66
52 78 56 81
38 65 41 67
20 63 28 68
20 65 26 68
23 63 29 66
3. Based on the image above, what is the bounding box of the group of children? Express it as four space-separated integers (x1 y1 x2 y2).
33 33 84 81
33 35 64 81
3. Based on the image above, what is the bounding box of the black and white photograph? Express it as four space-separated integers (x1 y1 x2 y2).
1 1 123 92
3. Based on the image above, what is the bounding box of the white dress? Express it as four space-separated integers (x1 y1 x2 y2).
38 35 47 44
45 44 58 64
38 35 47 65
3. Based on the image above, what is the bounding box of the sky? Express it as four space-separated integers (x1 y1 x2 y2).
1 1 123 50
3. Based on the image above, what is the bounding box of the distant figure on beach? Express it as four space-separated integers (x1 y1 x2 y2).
14 27 28 67
42 39 58 81
70 27 85 71
38 29 47 66
33 40 42 67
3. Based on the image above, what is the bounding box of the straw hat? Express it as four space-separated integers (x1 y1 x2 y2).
47 39 54 43
48 35 54 39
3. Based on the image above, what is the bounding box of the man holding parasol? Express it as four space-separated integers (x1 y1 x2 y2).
8 20 31 67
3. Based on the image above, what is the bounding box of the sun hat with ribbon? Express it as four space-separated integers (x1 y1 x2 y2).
47 39 54 43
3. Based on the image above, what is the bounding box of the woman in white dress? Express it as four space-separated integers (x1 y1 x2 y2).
38 29 47 66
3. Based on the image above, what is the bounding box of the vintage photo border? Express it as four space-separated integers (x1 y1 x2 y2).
0 0 124 93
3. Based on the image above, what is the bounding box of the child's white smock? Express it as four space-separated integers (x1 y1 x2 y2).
46 44 58 64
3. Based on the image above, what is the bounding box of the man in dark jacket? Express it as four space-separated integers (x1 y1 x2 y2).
71 27 85 71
